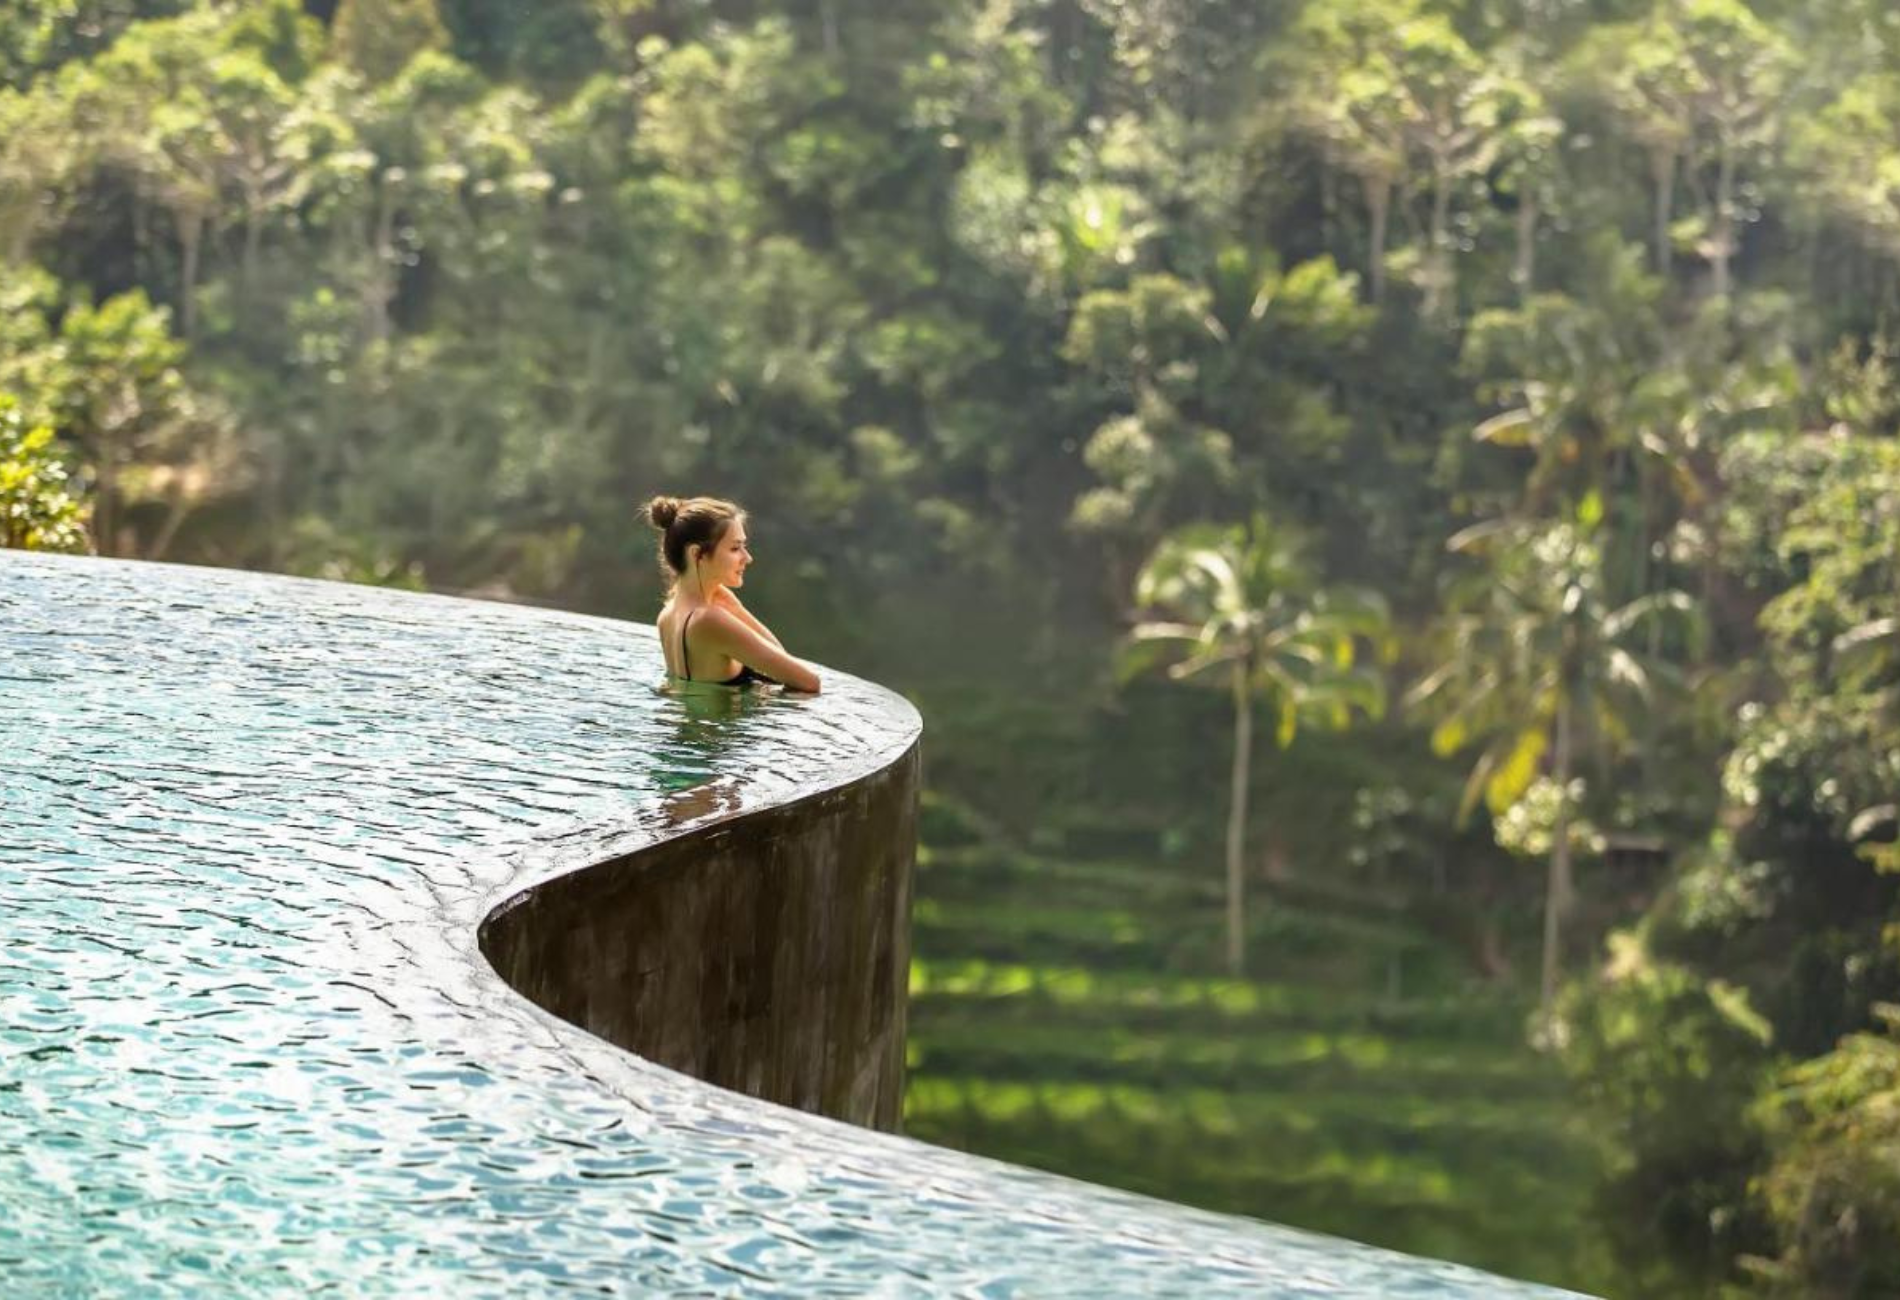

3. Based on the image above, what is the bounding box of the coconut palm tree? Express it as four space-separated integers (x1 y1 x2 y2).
1123 514 1389 976
1408 520 1695 1031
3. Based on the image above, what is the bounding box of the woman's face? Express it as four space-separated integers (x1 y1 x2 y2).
696 521 750 589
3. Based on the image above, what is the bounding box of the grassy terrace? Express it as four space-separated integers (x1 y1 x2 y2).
903 842 1614 1294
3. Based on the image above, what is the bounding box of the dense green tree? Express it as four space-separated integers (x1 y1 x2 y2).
1560 954 1774 1295
0 0 190 90
0 394 90 553
1282 0 1418 304
440 0 602 86
1739 430 1900 883
1754 1016 1900 1297
0 270 230 558
1487 64 1564 298
1062 253 1371 597
331 0 451 85
1283 0 1541 315
0 88 80 262
1578 0 1790 295
1460 242 1674 521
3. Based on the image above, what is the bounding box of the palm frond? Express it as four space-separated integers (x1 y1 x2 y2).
1601 588 1695 641
1114 635 1181 688
1474 407 1538 446
1603 646 1651 699
1129 620 1210 643
1848 804 1898 843
1446 518 1516 554
1456 745 1502 825
1835 617 1899 658
1170 643 1244 682
1405 659 1457 710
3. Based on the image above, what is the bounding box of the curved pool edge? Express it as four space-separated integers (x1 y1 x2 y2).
475 729 921 1132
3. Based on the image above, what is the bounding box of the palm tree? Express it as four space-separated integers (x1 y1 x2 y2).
1408 521 1694 1031
1123 515 1389 976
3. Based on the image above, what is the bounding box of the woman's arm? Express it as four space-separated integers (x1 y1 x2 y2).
696 608 820 692
712 587 783 649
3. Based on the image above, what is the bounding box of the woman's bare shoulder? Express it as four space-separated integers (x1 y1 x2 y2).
688 605 748 638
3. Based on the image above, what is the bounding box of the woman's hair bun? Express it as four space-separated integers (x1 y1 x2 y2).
646 494 744 581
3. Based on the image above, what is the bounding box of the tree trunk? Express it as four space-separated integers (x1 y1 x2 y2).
1364 173 1391 304
1226 661 1254 977
265 419 287 570
145 492 191 562
178 210 203 338
242 195 264 308
1712 131 1736 299
1540 700 1575 1034
1320 158 1337 255
818 0 840 57
133 194 150 284
368 178 399 344
1514 191 1538 298
94 445 118 559
1650 147 1675 276
1477 913 1511 979
1427 155 1453 317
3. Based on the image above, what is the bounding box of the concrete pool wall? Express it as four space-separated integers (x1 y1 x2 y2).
481 740 920 1132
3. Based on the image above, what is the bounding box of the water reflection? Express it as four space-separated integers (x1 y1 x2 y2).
653 679 759 789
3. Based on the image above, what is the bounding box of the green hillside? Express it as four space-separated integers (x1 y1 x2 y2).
904 838 1615 1294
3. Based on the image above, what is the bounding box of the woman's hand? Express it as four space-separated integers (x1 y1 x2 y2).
696 607 819 693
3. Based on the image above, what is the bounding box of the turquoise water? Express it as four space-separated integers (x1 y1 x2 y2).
0 553 1591 1297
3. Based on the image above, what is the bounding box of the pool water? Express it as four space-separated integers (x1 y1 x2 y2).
0 553 1591 1297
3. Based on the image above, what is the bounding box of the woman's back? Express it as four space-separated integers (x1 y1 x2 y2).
660 601 756 686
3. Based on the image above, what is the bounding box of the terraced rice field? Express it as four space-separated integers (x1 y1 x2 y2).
901 837 1616 1295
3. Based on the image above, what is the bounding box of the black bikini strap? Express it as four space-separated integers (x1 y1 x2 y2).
678 609 694 681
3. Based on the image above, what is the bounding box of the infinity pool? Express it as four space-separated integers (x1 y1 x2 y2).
0 553 1589 1296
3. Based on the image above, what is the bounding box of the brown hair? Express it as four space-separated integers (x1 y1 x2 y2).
645 494 745 584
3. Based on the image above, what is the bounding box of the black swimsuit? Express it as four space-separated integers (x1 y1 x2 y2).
677 609 773 687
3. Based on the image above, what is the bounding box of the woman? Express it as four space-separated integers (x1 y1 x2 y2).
647 495 821 693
